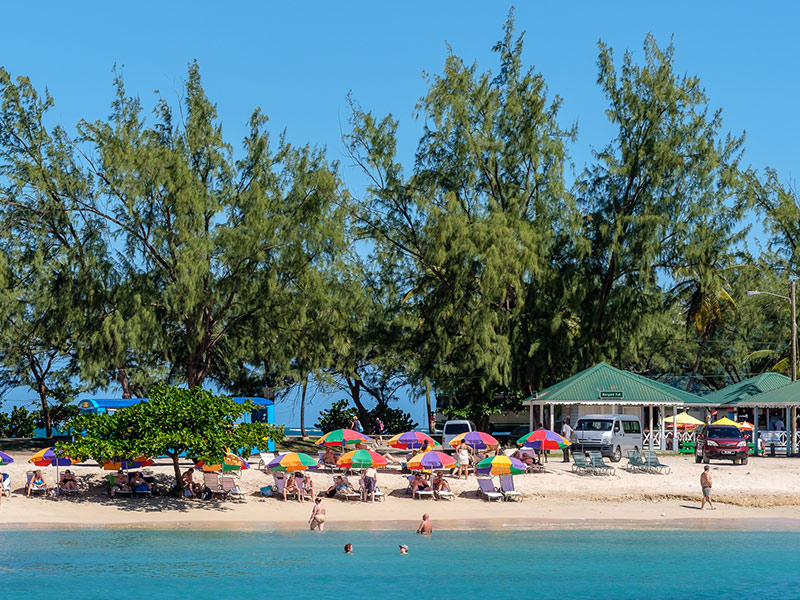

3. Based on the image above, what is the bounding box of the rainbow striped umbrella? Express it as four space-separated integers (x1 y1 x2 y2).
407 450 457 471
517 428 571 450
315 428 372 447
0 450 14 465
337 449 388 470
449 431 499 450
387 431 439 450
266 452 319 472
475 455 526 475
102 456 155 471
195 453 250 472
29 447 73 467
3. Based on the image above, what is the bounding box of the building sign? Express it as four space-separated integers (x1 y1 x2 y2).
599 390 624 400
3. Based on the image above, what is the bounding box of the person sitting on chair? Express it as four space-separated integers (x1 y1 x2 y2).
111 469 131 498
284 474 303 502
432 471 451 493
320 448 338 466
27 470 48 497
129 471 152 493
60 470 78 493
409 473 432 499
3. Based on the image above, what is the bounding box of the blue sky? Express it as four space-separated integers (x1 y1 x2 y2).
1 2 798 426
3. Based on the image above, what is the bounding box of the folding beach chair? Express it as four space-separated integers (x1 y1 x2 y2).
203 472 225 498
1 473 10 498
571 452 593 475
499 474 523 502
477 478 503 502
406 475 434 500
221 476 246 501
26 471 49 497
257 452 275 472
625 449 648 473
588 452 615 476
643 451 671 475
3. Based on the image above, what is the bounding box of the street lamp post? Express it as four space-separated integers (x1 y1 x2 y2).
747 282 797 456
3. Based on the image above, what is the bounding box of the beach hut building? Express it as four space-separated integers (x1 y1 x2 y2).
522 363 702 450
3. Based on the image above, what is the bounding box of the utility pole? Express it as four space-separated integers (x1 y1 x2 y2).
791 281 797 456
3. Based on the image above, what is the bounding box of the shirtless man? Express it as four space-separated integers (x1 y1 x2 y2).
409 474 432 499
700 465 715 510
320 447 338 466
432 471 451 493
110 470 130 498
416 513 433 535
182 468 201 497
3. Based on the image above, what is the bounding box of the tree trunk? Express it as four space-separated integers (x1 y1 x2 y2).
38 382 52 438
300 373 309 438
425 378 432 433
117 366 133 399
346 378 371 425
686 331 709 392
172 454 184 493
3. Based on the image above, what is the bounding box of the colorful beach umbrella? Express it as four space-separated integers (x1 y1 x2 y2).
517 428 571 450
712 417 743 428
266 452 319 472
29 447 73 467
387 431 439 450
337 449 388 470
102 457 155 471
315 428 372 447
665 411 704 427
448 431 499 450
195 453 250 473
0 450 14 465
407 450 457 471
738 421 755 431
475 455 527 476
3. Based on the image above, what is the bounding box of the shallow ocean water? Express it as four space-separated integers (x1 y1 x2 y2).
1 528 798 598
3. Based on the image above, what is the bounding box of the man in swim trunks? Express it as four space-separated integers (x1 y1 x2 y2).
700 465 714 510
416 513 433 535
182 468 201 497
110 470 130 498
432 471 451 493
409 474 432 499
362 466 377 502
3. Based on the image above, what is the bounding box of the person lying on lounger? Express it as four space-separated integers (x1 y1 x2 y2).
326 476 355 497
111 470 131 497
320 448 338 465
409 474 432 499
60 470 78 492
27 470 48 497
512 449 538 466
432 471 451 493
129 471 152 492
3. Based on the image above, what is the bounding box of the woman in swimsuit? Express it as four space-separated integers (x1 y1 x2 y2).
309 497 326 531
60 469 78 492
27 470 48 496
456 441 472 480
284 474 302 502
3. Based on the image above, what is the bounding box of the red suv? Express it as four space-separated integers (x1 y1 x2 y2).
695 425 748 465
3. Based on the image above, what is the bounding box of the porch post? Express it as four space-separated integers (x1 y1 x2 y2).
528 402 534 431
649 405 654 450
659 407 666 450
754 406 760 456
672 405 678 451
549 406 555 431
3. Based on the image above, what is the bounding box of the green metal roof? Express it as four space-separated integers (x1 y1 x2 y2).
524 362 702 406
694 373 792 406
741 378 800 407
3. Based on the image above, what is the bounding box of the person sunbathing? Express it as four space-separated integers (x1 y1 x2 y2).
284 474 303 502
513 450 537 466
432 471 451 493
60 469 78 492
111 470 131 497
27 470 48 497
129 471 152 492
182 468 201 497
326 475 355 497
409 474 432 499
320 448 338 465
302 474 314 499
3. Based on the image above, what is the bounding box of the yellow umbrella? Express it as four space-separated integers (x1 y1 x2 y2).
712 417 743 428
665 412 704 426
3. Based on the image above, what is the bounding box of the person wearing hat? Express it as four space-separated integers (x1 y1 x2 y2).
399 544 408 554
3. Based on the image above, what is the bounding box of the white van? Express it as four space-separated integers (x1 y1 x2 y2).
571 414 643 462
442 420 476 447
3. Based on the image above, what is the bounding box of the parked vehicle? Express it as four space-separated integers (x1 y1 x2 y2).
571 414 643 462
694 425 748 465
442 420 476 447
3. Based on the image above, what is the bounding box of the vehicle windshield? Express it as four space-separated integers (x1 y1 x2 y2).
707 426 742 439
445 423 471 435
575 419 613 432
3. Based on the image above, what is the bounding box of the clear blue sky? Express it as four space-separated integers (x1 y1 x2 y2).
1 1 798 427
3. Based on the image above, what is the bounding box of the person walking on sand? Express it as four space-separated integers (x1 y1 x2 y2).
700 465 715 510
560 418 573 462
309 497 326 531
417 513 433 535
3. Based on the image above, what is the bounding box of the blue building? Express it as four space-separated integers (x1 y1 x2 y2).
77 396 276 451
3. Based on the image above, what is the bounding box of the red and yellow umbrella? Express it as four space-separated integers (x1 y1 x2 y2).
102 456 154 470
315 428 372 447
449 431 499 449
337 449 388 470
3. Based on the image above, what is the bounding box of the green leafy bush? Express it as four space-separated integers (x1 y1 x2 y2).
9 406 35 438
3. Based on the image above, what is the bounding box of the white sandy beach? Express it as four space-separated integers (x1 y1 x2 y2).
2 451 799 529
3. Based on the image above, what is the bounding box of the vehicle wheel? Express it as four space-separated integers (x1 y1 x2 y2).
610 446 622 463
695 454 702 464
702 453 710 464
733 459 739 465
741 456 748 466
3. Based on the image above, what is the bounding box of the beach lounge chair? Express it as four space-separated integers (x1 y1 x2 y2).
643 451 671 475
318 452 339 473
272 473 299 501
26 471 49 496
335 476 361 502
406 475 434 500
588 452 615 476
1 473 10 498
477 478 503 502
499 474 523 502
626 449 648 473
221 476 246 501
203 472 225 498
571 453 593 475
257 452 275 471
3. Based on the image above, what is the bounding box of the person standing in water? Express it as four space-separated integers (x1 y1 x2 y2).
309 497 326 531
416 513 433 535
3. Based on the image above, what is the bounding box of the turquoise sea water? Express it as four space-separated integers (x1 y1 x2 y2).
1 528 799 599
